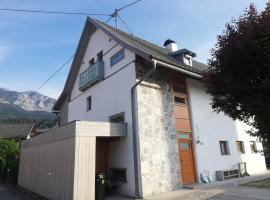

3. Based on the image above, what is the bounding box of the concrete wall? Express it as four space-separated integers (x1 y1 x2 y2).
18 121 127 200
187 78 267 182
136 67 181 197
68 28 137 196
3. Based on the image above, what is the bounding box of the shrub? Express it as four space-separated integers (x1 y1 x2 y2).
0 138 20 184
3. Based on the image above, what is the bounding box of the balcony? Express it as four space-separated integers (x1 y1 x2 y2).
79 60 104 91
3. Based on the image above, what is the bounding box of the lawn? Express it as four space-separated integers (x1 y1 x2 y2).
243 178 270 189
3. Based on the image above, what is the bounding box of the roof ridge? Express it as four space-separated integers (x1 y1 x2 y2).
95 19 170 54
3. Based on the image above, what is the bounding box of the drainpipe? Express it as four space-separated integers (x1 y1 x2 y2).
131 59 157 198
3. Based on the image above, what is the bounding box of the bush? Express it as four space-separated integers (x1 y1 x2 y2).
0 139 20 184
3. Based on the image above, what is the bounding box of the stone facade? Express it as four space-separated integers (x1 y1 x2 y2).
136 65 181 196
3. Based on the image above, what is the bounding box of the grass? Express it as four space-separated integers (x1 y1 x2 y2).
243 178 270 189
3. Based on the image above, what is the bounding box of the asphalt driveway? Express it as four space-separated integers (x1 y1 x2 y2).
0 183 36 200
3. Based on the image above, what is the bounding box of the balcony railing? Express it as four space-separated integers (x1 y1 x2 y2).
79 60 104 91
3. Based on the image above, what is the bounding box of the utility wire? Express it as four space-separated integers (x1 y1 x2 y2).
0 8 110 16
106 15 113 23
1 55 74 118
118 0 142 12
118 14 133 35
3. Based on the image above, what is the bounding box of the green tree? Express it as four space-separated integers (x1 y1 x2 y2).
0 139 20 183
204 4 270 143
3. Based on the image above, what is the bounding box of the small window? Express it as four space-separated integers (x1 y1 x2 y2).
250 141 257 153
179 142 190 150
220 141 230 155
109 168 127 182
89 58 94 66
236 141 245 154
109 112 125 123
110 49 125 66
97 51 103 61
174 96 186 104
87 96 92 111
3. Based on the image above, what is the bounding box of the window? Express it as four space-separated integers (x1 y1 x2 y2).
174 96 187 104
109 112 125 123
250 141 257 153
179 142 190 150
86 96 92 111
97 51 103 61
220 141 230 155
89 58 94 66
236 141 245 154
109 168 127 182
110 49 125 66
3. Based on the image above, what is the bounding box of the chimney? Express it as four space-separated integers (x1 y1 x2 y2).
163 39 178 52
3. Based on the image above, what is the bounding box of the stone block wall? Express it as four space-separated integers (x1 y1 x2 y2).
136 65 181 196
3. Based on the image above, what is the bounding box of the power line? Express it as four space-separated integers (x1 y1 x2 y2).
1 54 74 118
106 16 113 23
0 8 110 16
118 14 133 35
118 0 142 12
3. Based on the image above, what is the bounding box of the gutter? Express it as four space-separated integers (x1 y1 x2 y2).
131 58 201 198
152 59 202 79
131 59 157 198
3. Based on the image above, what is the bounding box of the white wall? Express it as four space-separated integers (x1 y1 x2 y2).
187 78 266 182
68 29 136 196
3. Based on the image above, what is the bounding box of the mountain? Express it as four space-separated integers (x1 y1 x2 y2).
0 88 55 112
0 88 57 123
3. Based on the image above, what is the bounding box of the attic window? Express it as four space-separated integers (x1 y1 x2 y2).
184 56 192 66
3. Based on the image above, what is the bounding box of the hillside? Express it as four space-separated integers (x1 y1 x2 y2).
0 88 57 122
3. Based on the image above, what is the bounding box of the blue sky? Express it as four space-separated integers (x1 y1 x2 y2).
0 0 268 99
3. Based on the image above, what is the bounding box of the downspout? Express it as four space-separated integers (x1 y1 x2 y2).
131 59 157 198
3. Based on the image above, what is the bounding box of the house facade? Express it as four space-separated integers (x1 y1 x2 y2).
49 17 267 198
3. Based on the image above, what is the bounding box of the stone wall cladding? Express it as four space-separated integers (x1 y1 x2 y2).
136 65 181 196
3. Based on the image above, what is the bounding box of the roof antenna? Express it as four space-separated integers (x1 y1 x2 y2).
112 9 118 28
106 0 142 33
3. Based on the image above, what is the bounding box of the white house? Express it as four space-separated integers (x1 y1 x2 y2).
18 17 267 199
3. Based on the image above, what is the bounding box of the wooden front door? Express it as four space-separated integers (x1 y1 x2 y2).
178 139 196 184
172 77 196 185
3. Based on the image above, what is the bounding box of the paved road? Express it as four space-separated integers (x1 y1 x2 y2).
146 183 270 200
0 183 36 200
0 182 269 200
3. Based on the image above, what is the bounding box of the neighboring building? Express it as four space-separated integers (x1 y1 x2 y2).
0 121 35 141
18 17 267 199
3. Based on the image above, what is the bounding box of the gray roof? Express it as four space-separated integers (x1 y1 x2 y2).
0 123 33 139
94 19 208 74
